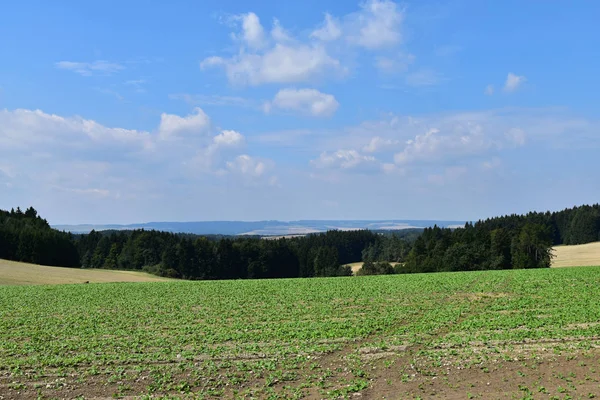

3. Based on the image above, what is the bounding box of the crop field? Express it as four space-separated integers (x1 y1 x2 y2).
2 268 600 399
0 259 171 285
345 262 366 275
345 262 400 275
552 242 600 268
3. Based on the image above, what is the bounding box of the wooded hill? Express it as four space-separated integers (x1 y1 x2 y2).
0 207 79 267
0 204 599 279
400 204 600 273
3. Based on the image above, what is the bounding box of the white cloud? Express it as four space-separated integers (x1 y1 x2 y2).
264 88 339 117
271 18 293 43
4 104 600 223
202 1 406 86
0 107 278 214
158 107 211 139
213 130 245 147
504 72 526 92
485 84 494 96
362 136 400 153
346 0 404 49
310 13 342 41
201 43 343 86
0 108 152 151
233 12 266 49
191 130 247 172
263 108 596 176
226 154 269 178
55 60 124 76
394 125 495 165
310 0 404 48
311 150 379 172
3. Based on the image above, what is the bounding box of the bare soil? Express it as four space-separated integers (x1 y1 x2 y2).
2 337 599 399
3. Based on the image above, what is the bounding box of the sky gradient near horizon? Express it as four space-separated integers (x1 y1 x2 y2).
1 0 599 224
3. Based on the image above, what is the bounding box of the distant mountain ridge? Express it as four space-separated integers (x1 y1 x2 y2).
53 220 466 236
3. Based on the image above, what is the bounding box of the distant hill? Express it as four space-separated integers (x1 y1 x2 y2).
53 219 466 236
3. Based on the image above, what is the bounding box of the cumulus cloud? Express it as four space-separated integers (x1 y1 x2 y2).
191 129 247 172
264 88 339 117
302 108 590 178
201 14 344 86
55 60 124 76
227 154 269 178
270 18 293 43
345 0 404 49
201 44 342 86
213 130 245 147
0 107 278 208
504 72 526 92
0 108 152 152
158 107 211 139
311 0 404 48
485 84 495 96
233 12 267 49
202 1 406 86
310 13 342 41
362 136 400 153
311 149 379 172
393 125 500 165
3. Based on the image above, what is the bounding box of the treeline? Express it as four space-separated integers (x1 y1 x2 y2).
361 229 420 263
74 228 379 279
2 204 600 279
400 204 600 273
0 207 80 267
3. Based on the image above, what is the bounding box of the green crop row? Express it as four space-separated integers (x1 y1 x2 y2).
1 266 600 398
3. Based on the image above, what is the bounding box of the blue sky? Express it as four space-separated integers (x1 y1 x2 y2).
1 0 599 224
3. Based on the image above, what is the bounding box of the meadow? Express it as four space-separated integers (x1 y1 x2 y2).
2 266 600 399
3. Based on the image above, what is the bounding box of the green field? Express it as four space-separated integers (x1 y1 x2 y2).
2 268 600 399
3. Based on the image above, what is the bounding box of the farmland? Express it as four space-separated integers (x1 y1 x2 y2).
2 267 600 399
552 241 600 268
345 262 401 275
0 259 171 286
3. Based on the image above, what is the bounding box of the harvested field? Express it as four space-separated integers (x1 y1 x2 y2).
0 259 171 285
346 261 400 275
552 241 600 268
2 267 600 398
